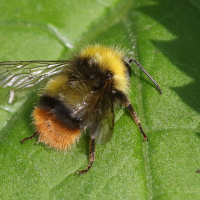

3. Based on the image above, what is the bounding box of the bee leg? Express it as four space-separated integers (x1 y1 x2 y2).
77 138 95 174
127 103 148 141
21 132 38 143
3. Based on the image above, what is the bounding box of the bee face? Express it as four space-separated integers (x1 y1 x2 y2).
70 47 130 92
0 44 162 174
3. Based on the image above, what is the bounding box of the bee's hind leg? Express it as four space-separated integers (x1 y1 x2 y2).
21 131 38 143
77 138 95 174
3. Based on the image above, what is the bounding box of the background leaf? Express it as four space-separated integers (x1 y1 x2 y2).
0 0 200 199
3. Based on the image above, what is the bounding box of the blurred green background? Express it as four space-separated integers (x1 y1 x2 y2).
0 0 200 199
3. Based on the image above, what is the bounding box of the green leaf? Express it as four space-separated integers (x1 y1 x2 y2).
1 0 200 199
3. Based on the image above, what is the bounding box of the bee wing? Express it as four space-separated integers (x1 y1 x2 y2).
87 89 115 145
0 60 70 89
95 107 114 145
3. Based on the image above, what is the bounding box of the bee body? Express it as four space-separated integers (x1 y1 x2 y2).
0 45 162 174
34 45 131 151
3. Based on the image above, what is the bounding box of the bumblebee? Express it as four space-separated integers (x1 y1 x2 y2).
0 45 162 174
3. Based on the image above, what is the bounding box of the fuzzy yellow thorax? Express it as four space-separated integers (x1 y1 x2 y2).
80 45 129 94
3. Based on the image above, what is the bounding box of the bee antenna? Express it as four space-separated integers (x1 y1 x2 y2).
129 58 162 95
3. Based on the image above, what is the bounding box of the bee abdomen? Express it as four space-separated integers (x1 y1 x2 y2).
33 95 81 150
33 107 81 151
38 95 81 129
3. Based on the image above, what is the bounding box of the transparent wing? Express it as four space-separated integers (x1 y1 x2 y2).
0 60 70 89
95 108 114 145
